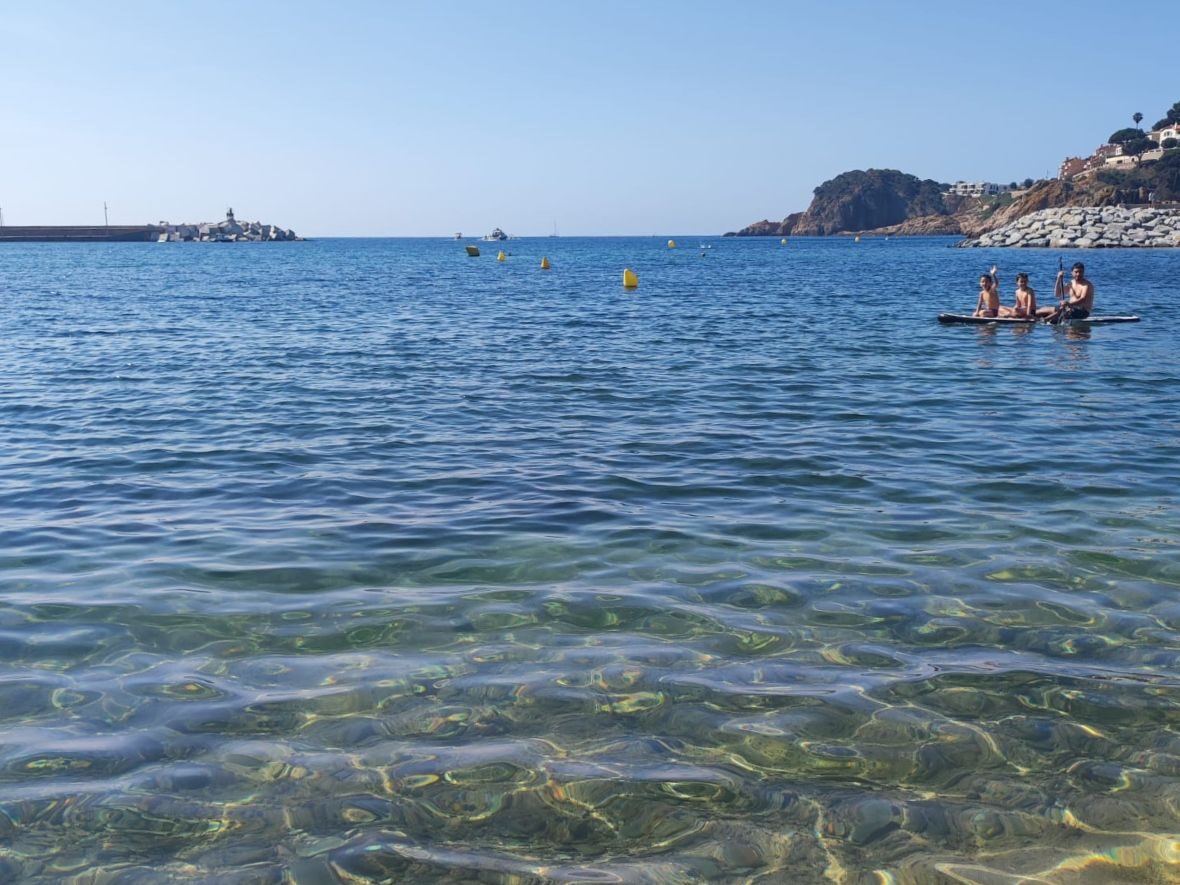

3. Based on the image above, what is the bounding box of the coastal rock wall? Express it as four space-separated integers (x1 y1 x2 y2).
159 221 299 243
961 206 1180 248
157 210 298 243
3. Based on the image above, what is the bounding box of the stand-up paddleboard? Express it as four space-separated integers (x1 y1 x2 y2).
937 314 1034 325
938 313 1140 326
1056 315 1140 325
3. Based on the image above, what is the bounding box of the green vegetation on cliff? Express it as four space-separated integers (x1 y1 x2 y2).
811 169 945 212
796 169 951 235
1151 100 1180 131
1098 150 1180 202
726 169 952 237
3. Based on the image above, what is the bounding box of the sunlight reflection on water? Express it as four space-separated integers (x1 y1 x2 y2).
0 237 1179 881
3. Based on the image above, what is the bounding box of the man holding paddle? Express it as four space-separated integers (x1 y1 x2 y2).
1039 262 1094 324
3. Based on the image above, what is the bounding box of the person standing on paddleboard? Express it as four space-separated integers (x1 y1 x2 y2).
1039 262 1093 323
973 265 1001 317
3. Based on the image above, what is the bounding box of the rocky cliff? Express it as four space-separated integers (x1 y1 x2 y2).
727 169 951 237
868 214 966 236
727 150 1180 239
730 215 802 237
959 180 1111 237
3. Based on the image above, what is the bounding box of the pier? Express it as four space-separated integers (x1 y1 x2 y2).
0 225 159 243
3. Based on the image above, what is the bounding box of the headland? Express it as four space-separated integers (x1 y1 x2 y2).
726 97 1180 245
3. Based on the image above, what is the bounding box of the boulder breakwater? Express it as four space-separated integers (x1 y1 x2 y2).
156 208 298 243
0 209 298 244
961 206 1180 248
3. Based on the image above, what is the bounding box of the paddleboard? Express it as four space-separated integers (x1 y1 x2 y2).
937 314 1034 325
1058 315 1140 325
938 313 1140 326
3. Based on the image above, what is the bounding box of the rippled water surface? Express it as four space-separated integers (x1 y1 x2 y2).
2 236 1180 883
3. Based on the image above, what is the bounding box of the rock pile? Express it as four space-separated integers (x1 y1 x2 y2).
156 208 299 243
961 206 1180 248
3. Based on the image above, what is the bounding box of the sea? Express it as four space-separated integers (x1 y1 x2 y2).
2 235 1179 884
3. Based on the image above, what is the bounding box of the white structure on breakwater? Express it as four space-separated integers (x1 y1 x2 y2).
156 208 298 242
961 206 1180 248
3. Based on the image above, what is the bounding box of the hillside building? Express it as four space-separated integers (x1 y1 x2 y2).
946 181 1007 197
1059 143 1125 180
1149 124 1180 145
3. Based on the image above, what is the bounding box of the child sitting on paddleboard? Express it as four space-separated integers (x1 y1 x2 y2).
999 272 1037 319
973 266 1000 317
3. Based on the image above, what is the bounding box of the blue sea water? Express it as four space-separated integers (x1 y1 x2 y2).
1 235 1179 883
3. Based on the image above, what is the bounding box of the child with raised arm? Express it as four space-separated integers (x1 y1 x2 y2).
973 265 1001 317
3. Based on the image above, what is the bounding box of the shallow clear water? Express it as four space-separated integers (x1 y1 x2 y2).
2 236 1179 883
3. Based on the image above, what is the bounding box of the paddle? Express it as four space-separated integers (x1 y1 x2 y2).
1057 256 1076 323
1051 256 1066 324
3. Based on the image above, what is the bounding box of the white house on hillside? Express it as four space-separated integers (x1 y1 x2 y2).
946 181 1007 197
1149 124 1180 144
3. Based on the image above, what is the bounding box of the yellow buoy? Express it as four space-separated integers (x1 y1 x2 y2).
465 245 480 257
780 238 788 246
667 239 676 249
622 268 639 289
497 250 506 262
854 235 860 243
540 256 551 270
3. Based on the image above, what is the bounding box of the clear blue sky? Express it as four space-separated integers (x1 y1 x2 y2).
2 1 1177 236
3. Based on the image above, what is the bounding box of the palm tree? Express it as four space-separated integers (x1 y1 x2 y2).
1134 112 1144 130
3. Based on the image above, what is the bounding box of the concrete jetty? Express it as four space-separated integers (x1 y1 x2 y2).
0 209 299 244
0 225 158 243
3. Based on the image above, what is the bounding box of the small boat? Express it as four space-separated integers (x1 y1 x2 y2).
483 228 508 241
453 232 462 239
938 313 1140 326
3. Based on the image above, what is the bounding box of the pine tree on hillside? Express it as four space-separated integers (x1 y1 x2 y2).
1152 100 1180 131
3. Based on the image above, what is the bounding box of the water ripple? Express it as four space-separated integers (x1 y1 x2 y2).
1 237 1179 880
